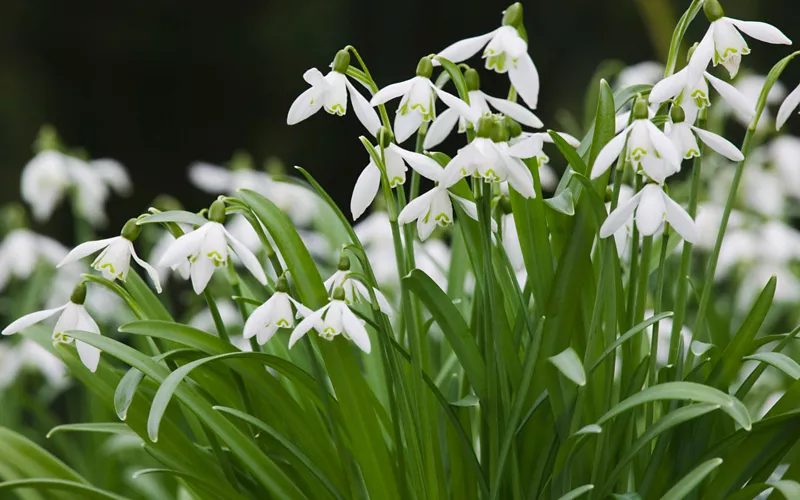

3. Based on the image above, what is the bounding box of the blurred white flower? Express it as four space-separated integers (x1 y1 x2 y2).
777 82 800 130
615 61 664 90
600 184 697 242
189 299 241 335
693 202 744 250
0 230 67 292
0 338 69 391
725 74 786 129
646 313 692 368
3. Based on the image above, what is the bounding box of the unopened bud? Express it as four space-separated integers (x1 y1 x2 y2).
476 116 494 138
670 105 686 124
378 127 394 148
152 195 183 212
209 199 227 224
332 49 351 74
632 95 650 120
70 282 87 305
502 3 523 27
703 0 724 22
121 218 141 241
416 57 433 79
465 68 480 92
337 253 351 271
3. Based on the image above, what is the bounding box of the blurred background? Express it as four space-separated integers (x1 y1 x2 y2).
0 0 796 238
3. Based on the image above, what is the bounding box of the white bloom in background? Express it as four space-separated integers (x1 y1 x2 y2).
0 338 69 391
777 82 800 130
615 61 665 90
92 159 133 197
324 260 393 317
244 277 311 345
2 283 102 372
0 229 67 292
158 202 267 294
287 50 381 136
434 5 539 108
769 136 800 197
694 202 744 250
57 219 162 293
289 289 371 354
688 1 791 79
666 105 744 161
725 74 785 129
370 58 481 143
600 184 698 242
741 163 787 218
646 313 692 367
188 299 241 335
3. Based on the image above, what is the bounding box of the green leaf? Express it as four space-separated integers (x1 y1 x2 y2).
549 347 586 386
549 130 588 176
576 84 651 158
136 210 208 227
743 351 800 380
557 484 594 500
46 423 134 439
125 270 173 321
544 189 575 216
590 312 673 373
435 56 470 104
596 382 751 431
0 427 87 484
588 79 616 169
0 479 130 500
659 458 722 500
664 0 704 76
770 480 800 499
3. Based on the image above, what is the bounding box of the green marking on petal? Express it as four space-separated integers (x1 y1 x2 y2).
389 176 404 187
630 148 648 161
276 319 290 328
434 213 452 226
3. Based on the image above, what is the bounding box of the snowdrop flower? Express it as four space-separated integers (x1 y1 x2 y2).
424 68 542 149
688 0 791 79
777 82 800 130
0 338 68 391
57 219 162 293
158 200 267 294
370 57 481 143
2 282 102 372
606 185 636 257
615 61 665 90
0 228 67 292
666 105 744 161
501 213 524 272
506 130 581 169
600 184 698 243
243 275 312 345
725 74 785 129
150 230 191 283
324 254 393 317
189 299 241 335
591 98 682 183
694 202 744 250
769 136 800 197
92 159 133 198
289 287 371 354
287 50 381 136
434 3 539 109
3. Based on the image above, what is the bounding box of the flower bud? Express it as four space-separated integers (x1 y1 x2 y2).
34 124 61 152
476 116 494 138
416 57 434 79
703 0 724 22
70 282 87 305
604 186 614 203
670 105 686 124
502 3 523 27
332 49 351 75
121 218 142 241
209 199 227 224
378 127 394 148
337 253 351 271
465 68 480 92
632 96 649 120
275 273 289 293
332 286 346 301
491 118 509 143
504 116 522 139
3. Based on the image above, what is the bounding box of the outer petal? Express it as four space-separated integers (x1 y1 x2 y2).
129 243 163 293
705 72 756 123
483 93 543 128
434 30 498 65
691 126 744 161
351 162 381 220
649 69 687 104
423 108 460 149
506 135 545 159
190 257 215 295
644 121 681 171
591 125 632 179
223 227 267 285
777 83 800 130
243 299 274 340
2 304 68 335
417 214 437 241
389 144 443 181
288 304 330 348
158 226 207 268
728 18 792 45
503 156 536 199
635 186 666 236
370 78 415 106
398 191 434 225
394 111 424 144
599 190 644 238
432 85 482 124
57 237 117 268
302 68 326 87
345 80 381 136
449 193 494 230
543 132 581 148
75 308 101 372
341 305 371 354
287 87 323 125
687 29 715 83
508 54 540 109
662 191 699 243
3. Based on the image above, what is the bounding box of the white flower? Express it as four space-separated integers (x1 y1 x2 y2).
150 230 191 283
350 144 425 220
435 26 539 109
606 185 635 257
0 229 67 292
287 67 381 136
506 131 581 168
688 11 791 79
424 89 542 149
600 184 698 243
442 136 536 198
591 115 682 183
158 220 267 294
370 72 480 143
244 289 311 345
694 202 744 250
777 82 800 130
0 338 69 391
615 61 665 90
726 74 785 129
92 159 133 198
324 269 393 318
289 294 371 354
2 288 102 373
501 214 524 272
666 112 744 161
769 136 800 197
649 68 755 124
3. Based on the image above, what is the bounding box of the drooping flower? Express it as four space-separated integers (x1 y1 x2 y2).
158 200 267 294
58 219 162 293
688 0 791 79
600 184 698 243
666 105 744 161
323 254 393 317
0 227 67 293
370 57 480 143
777 82 800 130
2 282 102 372
615 61 665 90
289 287 371 354
287 50 381 136
433 3 539 109
243 275 312 345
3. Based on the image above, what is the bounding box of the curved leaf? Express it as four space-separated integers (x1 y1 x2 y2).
659 458 723 500
435 56 470 104
590 312 673 373
47 423 133 439
549 347 586 386
0 479 129 500
558 484 594 500
136 210 208 227
743 351 800 380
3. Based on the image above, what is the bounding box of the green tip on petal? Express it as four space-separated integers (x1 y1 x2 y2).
476 116 495 138
378 127 394 148
465 68 480 91
416 57 434 79
502 2 523 27
121 218 142 241
337 253 351 271
332 49 351 74
670 104 686 124
70 282 87 305
632 95 650 120
208 199 227 224
703 0 725 22
332 286 346 301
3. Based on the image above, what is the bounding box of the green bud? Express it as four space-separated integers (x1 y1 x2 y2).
332 49 351 74
502 2 523 27
604 186 614 203
70 282 87 305
416 57 434 79
703 0 724 22
230 150 254 171
332 287 346 301
491 118 509 143
504 116 522 138
476 116 494 138
209 199 227 224
499 196 513 214
275 273 289 293
265 156 286 176
121 218 141 241
34 124 61 152
378 127 394 148
465 68 480 91
337 253 351 271
670 105 686 124
632 95 649 120
0 204 28 233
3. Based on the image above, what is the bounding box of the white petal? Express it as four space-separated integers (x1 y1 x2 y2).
287 87 323 125
449 193 480 222
591 125 632 179
129 243 163 293
302 68 326 87
243 300 273 340
687 29 715 83
389 144 443 180
341 306 371 354
372 288 394 318
187 162 233 194
76 340 101 372
351 162 381 220
503 156 536 199
434 30 498 65
370 78 415 106
691 126 744 161
398 191 434 225
417 215 437 241
57 237 118 268
728 18 792 45
190 257 216 295
2 304 68 335
483 93 543 128
649 69 687 104
544 131 581 148
158 227 207 268
508 54 540 109
635 186 666 236
705 72 756 123
645 120 681 171
223 228 267 285
432 85 481 124
423 108 460 149
345 80 381 137
661 191 698 243
92 159 131 196
289 304 330 348
777 83 800 130
506 135 545 159
394 111 425 144
440 146 478 186
599 190 644 239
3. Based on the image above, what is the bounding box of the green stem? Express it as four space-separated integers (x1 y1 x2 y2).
204 287 230 343
646 225 670 430
346 45 393 135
